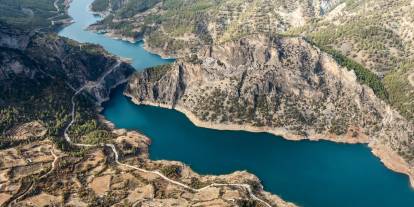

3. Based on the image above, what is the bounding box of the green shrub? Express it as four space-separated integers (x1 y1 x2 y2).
160 165 181 179
305 38 388 101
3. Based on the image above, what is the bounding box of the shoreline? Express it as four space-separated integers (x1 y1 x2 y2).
86 27 178 60
86 4 139 45
125 95 371 144
142 41 177 59
50 0 74 32
370 142 414 187
124 93 414 189
88 25 178 60
96 106 297 207
104 31 137 44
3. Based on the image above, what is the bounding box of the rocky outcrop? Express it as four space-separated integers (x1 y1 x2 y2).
319 0 344 15
126 35 414 186
0 28 135 103
0 23 34 50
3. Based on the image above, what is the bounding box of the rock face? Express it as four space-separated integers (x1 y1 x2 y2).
319 0 344 15
0 23 33 50
126 35 414 184
0 25 135 104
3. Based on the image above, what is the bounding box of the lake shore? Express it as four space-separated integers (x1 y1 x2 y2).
86 28 179 59
97 109 298 207
104 32 137 44
142 41 177 60
86 28 180 61
126 94 414 189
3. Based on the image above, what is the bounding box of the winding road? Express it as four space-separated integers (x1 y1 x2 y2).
40 150 60 179
7 182 34 207
62 62 273 207
49 0 70 25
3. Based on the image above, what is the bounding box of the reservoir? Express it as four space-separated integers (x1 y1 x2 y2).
60 0 414 206
58 0 174 69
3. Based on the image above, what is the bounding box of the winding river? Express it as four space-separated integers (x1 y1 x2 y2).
59 0 414 206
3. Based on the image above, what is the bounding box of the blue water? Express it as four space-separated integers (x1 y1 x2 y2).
60 0 414 206
58 0 173 69
102 87 414 207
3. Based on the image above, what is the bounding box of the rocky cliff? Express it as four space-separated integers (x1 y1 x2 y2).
0 24 135 105
0 23 34 50
126 35 414 186
0 23 136 148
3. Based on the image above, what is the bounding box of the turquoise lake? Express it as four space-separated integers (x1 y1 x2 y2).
60 0 414 206
58 0 174 69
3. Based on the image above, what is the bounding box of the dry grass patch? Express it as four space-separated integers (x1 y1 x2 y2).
0 193 12 206
20 192 62 206
89 175 111 196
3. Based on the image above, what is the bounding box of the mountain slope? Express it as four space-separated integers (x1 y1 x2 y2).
89 0 344 56
0 25 135 146
126 35 414 186
0 0 71 31
300 0 414 120
89 0 414 121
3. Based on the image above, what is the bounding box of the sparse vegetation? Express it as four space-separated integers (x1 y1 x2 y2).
90 0 319 54
307 42 389 101
90 0 110 12
297 0 414 120
383 63 414 121
160 165 181 179
0 32 120 150
0 0 68 30
145 63 173 82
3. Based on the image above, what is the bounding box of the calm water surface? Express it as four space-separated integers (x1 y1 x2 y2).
60 0 414 206
58 0 173 69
